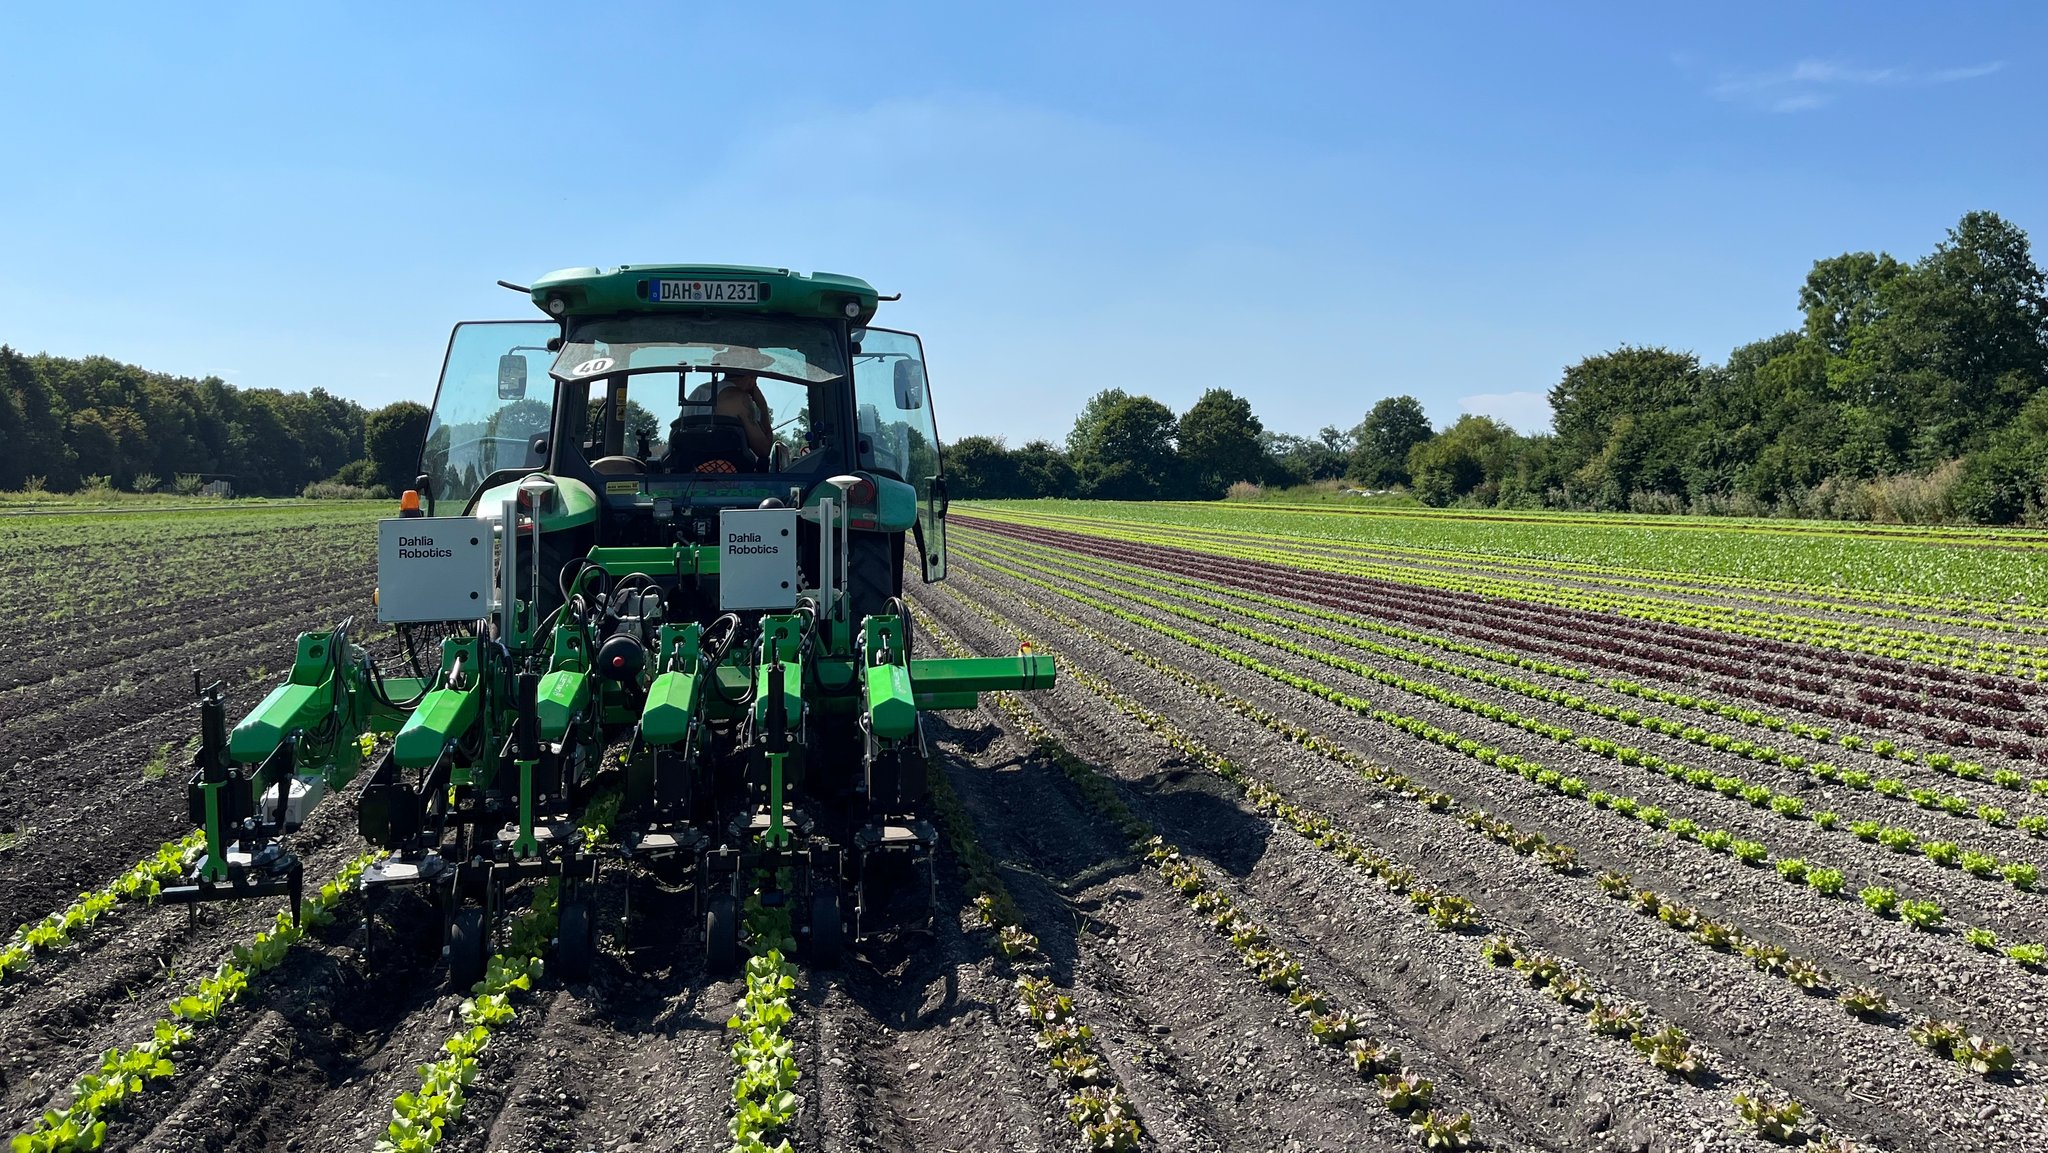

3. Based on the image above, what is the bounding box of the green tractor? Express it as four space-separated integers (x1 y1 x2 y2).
165 265 1053 985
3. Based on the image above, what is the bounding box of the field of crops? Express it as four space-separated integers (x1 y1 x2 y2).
3 497 2046 1152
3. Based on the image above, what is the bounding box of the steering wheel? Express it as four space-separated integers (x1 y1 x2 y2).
590 455 647 476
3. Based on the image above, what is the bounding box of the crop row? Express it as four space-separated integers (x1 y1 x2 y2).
946 545 2048 971
927 589 1891 1148
0 832 203 984
975 685 1485 1150
373 888 555 1153
923 733 1146 1151
971 513 2048 704
960 541 2048 912
968 529 2048 827
989 526 2048 797
1008 502 2048 627
969 510 2048 679
10 854 375 1153
933 572 2032 1098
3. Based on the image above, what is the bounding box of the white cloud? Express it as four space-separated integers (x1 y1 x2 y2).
1709 57 2003 113
1457 391 1551 435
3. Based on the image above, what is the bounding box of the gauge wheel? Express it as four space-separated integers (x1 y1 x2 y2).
557 899 596 982
809 887 843 967
447 907 488 992
705 892 739 976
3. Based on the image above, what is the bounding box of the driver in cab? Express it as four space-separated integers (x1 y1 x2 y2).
709 372 774 459
667 368 775 473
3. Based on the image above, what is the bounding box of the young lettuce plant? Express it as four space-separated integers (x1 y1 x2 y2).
1733 1092 1805 1143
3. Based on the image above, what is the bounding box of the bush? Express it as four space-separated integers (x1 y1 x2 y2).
171 473 204 495
329 458 383 489
129 472 160 493
302 481 390 500
1224 480 1263 501
78 474 114 494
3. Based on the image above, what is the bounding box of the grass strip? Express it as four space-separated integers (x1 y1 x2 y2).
10 853 376 1153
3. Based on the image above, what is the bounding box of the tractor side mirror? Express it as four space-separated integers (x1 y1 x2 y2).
892 358 925 411
497 354 528 400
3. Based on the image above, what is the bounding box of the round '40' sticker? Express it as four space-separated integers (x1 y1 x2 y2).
572 356 615 376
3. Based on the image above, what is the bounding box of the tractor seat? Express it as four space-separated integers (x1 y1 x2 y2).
666 414 758 474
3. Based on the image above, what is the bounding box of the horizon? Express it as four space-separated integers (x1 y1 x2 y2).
3 2 2044 443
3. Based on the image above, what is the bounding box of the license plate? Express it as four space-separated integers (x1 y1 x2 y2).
653 279 759 304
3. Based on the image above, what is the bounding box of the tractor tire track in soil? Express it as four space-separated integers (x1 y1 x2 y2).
927 556 2048 1152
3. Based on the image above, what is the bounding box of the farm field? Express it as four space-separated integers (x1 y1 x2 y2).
4 498 2047 1153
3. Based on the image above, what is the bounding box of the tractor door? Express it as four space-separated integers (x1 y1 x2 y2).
853 328 947 581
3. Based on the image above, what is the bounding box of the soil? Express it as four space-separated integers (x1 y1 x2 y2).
4 502 2044 1153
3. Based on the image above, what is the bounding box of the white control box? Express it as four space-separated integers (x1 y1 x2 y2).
377 516 495 623
719 507 800 611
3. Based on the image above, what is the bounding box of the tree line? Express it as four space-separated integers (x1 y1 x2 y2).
951 210 2048 524
0 347 428 496
7 209 2045 521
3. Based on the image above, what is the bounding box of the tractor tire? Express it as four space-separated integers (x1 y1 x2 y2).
845 531 905 629
556 900 596 983
808 887 843 967
447 907 488 992
705 892 739 976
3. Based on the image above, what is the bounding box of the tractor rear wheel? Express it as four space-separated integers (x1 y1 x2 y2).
557 900 596 982
845 531 904 627
447 907 488 992
705 892 738 976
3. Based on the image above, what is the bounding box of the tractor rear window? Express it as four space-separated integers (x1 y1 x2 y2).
552 315 845 385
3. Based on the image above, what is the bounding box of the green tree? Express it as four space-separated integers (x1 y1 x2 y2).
1081 395 1179 499
1549 346 1703 474
1012 439 1078 497
946 434 1021 498
1800 252 1904 357
1955 388 2048 523
1066 388 1130 460
1349 395 1433 487
1176 388 1265 497
1408 415 1517 506
364 401 432 493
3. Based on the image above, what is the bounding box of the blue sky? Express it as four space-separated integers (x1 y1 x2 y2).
2 3 2042 444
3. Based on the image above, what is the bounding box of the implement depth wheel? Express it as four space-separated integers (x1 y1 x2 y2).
556 900 596 983
809 888 843 967
447 907 488 992
705 892 738 977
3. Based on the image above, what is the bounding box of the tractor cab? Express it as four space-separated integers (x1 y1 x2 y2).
416 266 949 619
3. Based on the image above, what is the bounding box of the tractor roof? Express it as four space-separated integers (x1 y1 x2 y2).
529 265 880 325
